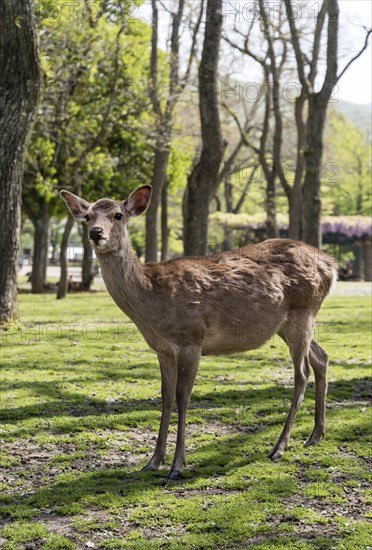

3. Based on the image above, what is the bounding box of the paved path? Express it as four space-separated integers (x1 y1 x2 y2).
332 281 371 296
20 266 371 296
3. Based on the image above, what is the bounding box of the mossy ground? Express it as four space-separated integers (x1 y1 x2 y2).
0 285 371 549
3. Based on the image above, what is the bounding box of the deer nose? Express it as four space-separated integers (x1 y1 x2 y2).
89 227 103 241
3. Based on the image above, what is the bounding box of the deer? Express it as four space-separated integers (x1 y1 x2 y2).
61 185 337 481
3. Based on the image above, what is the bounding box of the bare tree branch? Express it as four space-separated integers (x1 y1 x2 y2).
233 164 258 214
166 0 185 116
221 100 261 162
221 102 249 146
150 0 162 117
181 0 204 91
337 27 371 83
284 0 308 91
258 65 271 184
222 34 247 55
158 0 174 15
223 31 266 66
259 0 291 199
308 1 327 87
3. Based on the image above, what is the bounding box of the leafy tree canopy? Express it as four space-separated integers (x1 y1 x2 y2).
24 0 153 224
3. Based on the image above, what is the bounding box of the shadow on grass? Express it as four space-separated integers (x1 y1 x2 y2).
1 375 371 439
1 379 370 534
4 404 370 526
0 431 294 517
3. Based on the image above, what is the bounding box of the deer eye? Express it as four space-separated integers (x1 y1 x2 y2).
114 212 123 220
84 214 90 222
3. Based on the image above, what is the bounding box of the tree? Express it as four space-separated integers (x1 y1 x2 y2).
145 0 204 262
24 1 152 297
223 0 289 238
0 0 40 324
183 0 224 256
224 0 370 245
23 136 59 293
217 92 261 248
285 0 371 247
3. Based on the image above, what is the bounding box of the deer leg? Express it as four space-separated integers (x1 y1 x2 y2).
167 347 200 481
305 340 329 446
269 316 313 460
142 351 177 471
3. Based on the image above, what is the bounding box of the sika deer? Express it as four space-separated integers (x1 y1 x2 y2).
61 185 337 480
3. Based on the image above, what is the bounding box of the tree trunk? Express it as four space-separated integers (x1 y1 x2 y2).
356 156 363 215
81 223 94 290
302 95 327 248
302 0 338 248
289 185 302 241
354 241 363 281
223 180 233 251
0 0 40 324
183 166 211 256
145 147 170 262
266 174 278 238
57 216 74 299
50 224 60 264
288 94 306 240
161 178 169 262
183 0 223 256
363 238 372 282
284 0 339 246
31 203 49 293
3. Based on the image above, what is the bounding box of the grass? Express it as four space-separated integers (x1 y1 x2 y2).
0 285 371 549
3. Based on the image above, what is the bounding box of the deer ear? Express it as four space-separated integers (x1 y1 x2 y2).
60 190 90 221
123 185 152 218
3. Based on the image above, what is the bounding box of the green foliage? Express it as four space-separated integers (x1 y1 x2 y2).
167 136 195 192
323 110 371 216
24 0 154 229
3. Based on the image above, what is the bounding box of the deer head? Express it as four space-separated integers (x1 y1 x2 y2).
60 185 152 254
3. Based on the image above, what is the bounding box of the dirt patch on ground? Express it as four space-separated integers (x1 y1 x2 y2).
0 420 260 503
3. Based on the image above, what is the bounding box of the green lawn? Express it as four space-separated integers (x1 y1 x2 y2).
0 287 371 549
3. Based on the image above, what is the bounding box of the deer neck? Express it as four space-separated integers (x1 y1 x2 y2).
95 230 150 320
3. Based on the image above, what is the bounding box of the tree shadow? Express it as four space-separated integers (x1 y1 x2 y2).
2 373 370 443
1 373 370 531
1 430 288 514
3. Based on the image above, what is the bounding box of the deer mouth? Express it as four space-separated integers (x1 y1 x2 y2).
90 237 108 248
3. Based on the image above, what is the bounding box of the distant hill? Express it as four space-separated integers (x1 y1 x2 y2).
333 100 371 140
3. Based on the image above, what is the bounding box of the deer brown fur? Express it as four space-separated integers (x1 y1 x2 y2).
61 185 337 480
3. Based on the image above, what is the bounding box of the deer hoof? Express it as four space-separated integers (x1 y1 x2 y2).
165 469 183 482
268 448 284 460
141 463 157 472
304 430 324 447
269 451 284 461
304 435 323 447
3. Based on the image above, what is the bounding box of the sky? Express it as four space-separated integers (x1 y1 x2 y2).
137 0 372 105
337 0 371 104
